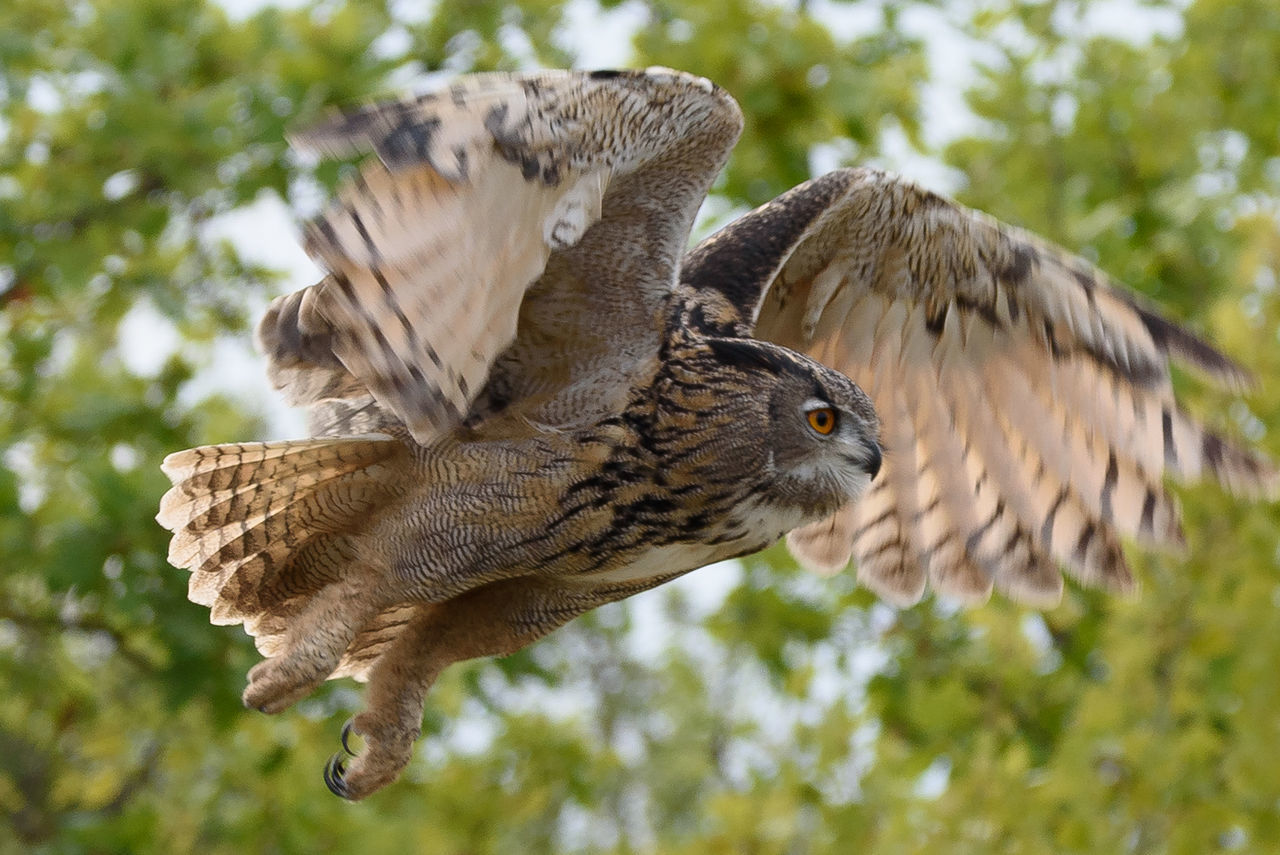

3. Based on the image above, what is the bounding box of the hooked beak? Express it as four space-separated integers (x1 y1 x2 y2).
864 442 882 480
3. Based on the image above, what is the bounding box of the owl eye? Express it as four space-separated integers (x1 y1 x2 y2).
806 406 837 435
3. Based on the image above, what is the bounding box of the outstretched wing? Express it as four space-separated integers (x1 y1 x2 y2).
681 167 1276 606
263 68 742 443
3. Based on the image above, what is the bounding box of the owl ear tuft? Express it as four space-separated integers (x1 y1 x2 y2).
704 336 794 376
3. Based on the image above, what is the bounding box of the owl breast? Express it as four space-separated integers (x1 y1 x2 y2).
575 491 815 586
580 542 726 586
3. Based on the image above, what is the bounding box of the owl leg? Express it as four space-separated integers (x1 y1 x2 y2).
323 577 597 800
243 577 388 714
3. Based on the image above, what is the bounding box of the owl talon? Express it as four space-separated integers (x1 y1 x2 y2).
315 712 419 800
340 719 360 756
323 752 350 799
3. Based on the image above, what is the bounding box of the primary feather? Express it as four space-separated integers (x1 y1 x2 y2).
687 167 1276 603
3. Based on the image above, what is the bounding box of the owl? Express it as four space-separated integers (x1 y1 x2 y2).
157 68 1275 799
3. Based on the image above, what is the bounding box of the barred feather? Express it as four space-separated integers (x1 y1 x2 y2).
283 68 741 445
711 167 1277 605
330 604 420 681
157 437 403 626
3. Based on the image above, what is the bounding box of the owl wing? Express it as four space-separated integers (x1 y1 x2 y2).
265 68 742 443
681 167 1277 606
253 281 397 436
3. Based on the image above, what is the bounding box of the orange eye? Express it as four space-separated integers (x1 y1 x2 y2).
806 407 837 435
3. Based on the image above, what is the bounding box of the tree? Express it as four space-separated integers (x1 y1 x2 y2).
1 0 1275 851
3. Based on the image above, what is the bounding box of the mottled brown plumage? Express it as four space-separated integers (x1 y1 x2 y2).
157 68 1274 799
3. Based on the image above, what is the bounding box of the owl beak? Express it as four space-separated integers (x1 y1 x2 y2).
864 442 882 480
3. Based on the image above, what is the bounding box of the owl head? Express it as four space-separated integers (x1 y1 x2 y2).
705 337 881 520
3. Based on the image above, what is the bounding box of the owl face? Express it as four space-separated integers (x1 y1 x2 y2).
704 337 881 519
764 358 881 514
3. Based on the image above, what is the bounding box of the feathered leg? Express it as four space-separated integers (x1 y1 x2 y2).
324 577 598 800
242 577 390 713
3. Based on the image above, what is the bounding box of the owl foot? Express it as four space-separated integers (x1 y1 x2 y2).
242 654 332 714
322 713 418 801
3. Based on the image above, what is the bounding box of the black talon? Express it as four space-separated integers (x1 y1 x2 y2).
340 719 359 756
324 752 350 799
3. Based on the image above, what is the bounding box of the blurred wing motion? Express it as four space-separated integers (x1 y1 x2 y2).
682 167 1277 606
264 68 742 442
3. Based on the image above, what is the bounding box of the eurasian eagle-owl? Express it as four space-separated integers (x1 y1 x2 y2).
157 68 1275 799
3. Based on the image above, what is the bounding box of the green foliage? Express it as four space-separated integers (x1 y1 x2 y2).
2 0 1277 851
633 0 927 205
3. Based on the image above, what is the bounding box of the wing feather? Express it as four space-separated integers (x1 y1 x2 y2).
848 396 928 603
691 167 1275 605
271 69 742 442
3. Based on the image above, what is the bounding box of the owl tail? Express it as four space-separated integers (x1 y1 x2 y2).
156 436 404 630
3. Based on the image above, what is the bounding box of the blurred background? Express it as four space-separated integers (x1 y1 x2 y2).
3 0 1279 851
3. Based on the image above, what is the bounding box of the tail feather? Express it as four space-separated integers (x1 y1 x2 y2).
158 436 404 630
160 458 376 534
161 437 393 492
